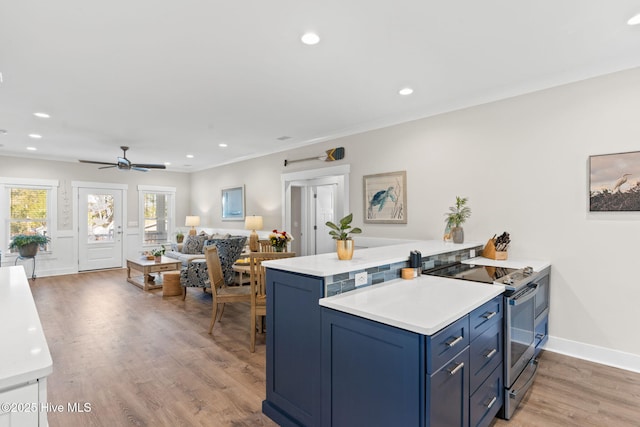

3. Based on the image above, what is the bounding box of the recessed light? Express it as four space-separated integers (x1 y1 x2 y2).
219 143 228 148
33 112 51 119
628 13 640 25
186 154 194 159
164 162 171 166
26 147 37 151
301 32 320 45
398 87 414 96
28 133 42 139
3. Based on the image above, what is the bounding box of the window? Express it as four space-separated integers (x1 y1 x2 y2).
138 185 175 245
1 178 58 253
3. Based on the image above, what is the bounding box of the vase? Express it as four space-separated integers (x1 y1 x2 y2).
154 255 162 262
273 246 284 252
451 227 464 244
18 243 39 258
336 240 354 260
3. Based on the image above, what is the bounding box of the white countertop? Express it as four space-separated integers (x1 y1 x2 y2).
263 240 482 277
0 266 53 390
319 275 505 335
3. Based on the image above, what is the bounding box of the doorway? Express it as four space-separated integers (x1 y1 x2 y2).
75 184 125 271
282 165 350 256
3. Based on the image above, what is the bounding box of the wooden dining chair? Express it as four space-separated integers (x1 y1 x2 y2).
205 245 251 334
259 239 288 252
249 251 295 352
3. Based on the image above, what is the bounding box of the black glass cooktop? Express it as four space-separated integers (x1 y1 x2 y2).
424 263 519 284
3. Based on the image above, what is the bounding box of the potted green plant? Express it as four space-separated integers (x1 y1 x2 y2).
9 234 51 257
175 231 184 244
326 213 362 260
150 246 166 262
444 196 471 244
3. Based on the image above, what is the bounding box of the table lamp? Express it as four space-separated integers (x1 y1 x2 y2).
245 215 263 252
185 216 200 236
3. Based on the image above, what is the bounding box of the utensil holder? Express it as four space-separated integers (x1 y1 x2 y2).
483 238 508 260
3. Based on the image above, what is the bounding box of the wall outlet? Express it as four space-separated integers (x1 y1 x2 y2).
470 249 476 258
355 272 368 287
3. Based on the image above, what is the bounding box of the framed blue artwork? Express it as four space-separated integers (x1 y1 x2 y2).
363 171 407 223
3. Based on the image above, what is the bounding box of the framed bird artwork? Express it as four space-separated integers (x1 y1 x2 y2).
589 150 640 211
363 171 407 223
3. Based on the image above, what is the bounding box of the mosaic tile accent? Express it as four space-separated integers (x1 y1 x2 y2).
323 245 483 296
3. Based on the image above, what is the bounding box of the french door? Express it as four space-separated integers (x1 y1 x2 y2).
78 187 123 271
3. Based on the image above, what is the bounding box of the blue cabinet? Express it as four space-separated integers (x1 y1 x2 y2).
321 308 423 427
263 269 324 427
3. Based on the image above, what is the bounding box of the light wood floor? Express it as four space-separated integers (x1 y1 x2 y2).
30 269 640 427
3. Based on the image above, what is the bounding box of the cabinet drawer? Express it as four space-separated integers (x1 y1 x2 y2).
470 295 502 342
470 321 502 394
427 315 469 374
149 263 179 273
470 364 503 427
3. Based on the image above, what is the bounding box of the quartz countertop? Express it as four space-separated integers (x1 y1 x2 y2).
262 240 482 277
0 266 53 390
319 275 505 335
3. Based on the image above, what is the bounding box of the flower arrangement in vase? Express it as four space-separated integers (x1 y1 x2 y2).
269 230 293 252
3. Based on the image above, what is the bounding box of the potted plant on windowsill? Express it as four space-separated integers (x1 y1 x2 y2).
326 213 362 260
444 196 471 244
9 234 51 257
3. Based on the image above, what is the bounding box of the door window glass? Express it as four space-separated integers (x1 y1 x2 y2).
86 194 114 242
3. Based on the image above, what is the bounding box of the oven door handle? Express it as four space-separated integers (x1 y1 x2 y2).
509 283 538 306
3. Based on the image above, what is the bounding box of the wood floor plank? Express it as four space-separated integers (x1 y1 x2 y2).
29 269 640 426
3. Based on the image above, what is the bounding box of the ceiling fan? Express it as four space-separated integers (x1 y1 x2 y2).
79 146 166 172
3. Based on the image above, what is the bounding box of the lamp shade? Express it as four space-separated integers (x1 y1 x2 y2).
245 215 263 231
185 216 201 227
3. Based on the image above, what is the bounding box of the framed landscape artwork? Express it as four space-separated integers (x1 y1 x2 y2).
589 151 640 211
363 171 407 223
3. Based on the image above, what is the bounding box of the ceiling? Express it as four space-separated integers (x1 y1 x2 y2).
1 1 640 172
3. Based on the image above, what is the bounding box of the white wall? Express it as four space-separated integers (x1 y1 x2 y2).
0 157 191 275
190 67 640 367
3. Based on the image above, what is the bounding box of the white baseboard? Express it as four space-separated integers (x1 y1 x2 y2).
546 335 640 374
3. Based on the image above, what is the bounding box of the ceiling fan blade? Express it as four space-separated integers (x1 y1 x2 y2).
99 165 118 169
131 163 167 169
131 166 149 172
79 160 118 166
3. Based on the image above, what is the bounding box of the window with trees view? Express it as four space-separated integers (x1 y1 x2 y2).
1 179 57 253
139 186 175 245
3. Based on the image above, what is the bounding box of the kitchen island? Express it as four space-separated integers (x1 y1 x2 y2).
261 240 500 426
0 266 53 426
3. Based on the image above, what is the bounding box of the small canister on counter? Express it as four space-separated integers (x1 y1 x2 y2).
409 250 422 277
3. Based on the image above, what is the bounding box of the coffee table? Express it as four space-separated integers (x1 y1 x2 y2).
127 256 182 291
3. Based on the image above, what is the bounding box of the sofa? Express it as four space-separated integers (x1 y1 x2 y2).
165 233 247 292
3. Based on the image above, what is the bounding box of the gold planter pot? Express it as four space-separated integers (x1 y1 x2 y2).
336 239 354 260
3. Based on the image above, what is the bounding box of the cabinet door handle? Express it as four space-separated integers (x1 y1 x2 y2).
486 396 497 409
484 348 497 359
536 333 545 340
447 362 464 376
446 335 463 347
482 311 497 320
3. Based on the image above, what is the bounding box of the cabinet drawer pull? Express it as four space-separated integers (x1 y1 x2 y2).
484 348 497 359
486 396 497 409
482 311 497 320
446 336 463 347
447 362 464 376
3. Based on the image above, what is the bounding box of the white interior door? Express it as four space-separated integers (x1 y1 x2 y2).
313 184 336 254
78 187 123 271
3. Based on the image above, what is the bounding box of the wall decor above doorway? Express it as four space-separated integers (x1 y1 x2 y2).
363 171 407 224
589 151 640 211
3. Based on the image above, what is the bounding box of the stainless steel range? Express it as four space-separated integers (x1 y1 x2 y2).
424 262 546 420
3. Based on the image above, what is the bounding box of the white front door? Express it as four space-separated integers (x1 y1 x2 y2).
78 187 123 271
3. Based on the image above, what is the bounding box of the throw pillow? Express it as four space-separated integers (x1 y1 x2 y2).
182 234 207 254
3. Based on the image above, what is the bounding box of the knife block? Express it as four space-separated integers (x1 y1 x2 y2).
483 238 508 260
